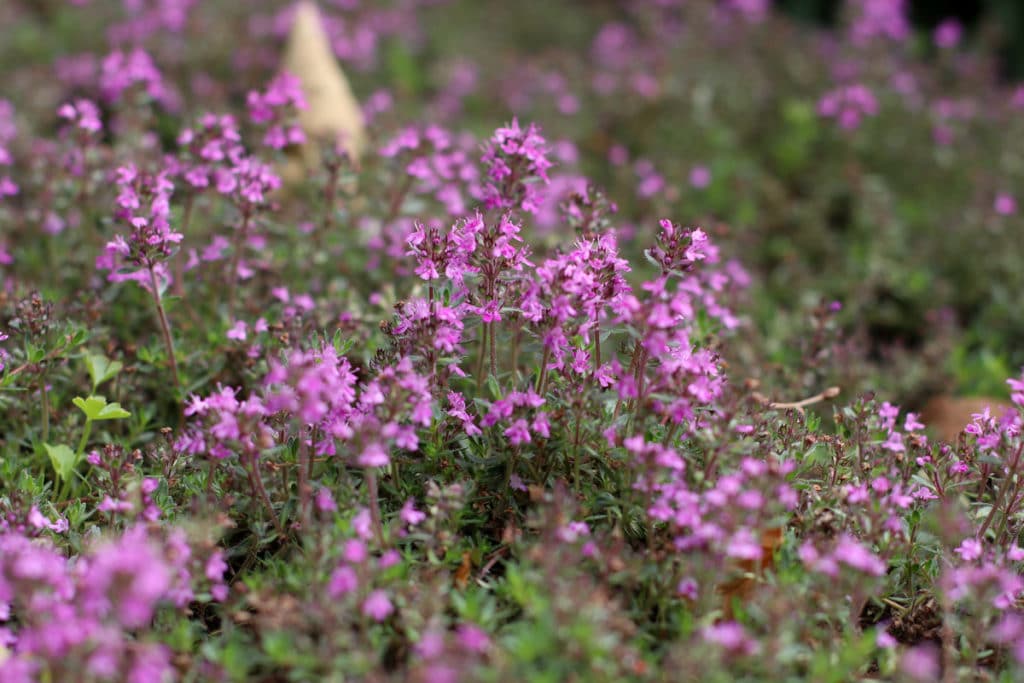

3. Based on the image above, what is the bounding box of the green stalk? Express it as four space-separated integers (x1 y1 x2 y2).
40 372 50 444
148 264 181 392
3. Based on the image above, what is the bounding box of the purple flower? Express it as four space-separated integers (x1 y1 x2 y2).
689 165 711 189
677 577 698 600
954 538 983 562
456 623 490 653
378 550 401 569
343 539 368 564
900 644 940 681
247 72 307 150
933 18 962 49
504 418 532 446
818 84 878 130
57 99 103 134
400 499 426 526
480 119 552 214
205 552 227 582
832 535 886 576
98 164 182 286
361 590 394 622
358 441 390 467
849 0 910 45
99 48 167 104
315 487 337 512
226 320 248 341
995 193 1017 216
701 621 759 655
882 431 905 453
327 566 358 597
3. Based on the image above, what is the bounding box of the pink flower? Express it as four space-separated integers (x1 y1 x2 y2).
689 165 711 189
701 621 759 655
358 442 390 467
226 320 248 341
933 19 962 49
954 538 983 562
995 193 1017 216
205 551 227 582
343 539 368 564
327 566 358 597
361 590 394 622
456 624 490 653
818 84 878 130
316 487 337 512
882 431 905 453
378 550 401 569
400 499 426 526
900 644 940 681
677 577 698 600
833 535 886 576
504 418 532 446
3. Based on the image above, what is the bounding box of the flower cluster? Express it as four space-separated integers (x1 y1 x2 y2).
847 0 910 46
247 71 307 151
96 164 181 289
172 112 244 191
818 84 879 130
0 525 225 682
105 0 199 45
98 48 167 105
0 100 18 202
381 125 481 217
480 119 552 214
7 0 1024 679
519 230 630 378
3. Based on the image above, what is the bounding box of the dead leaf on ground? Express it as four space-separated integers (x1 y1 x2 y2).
718 525 785 619
454 550 473 590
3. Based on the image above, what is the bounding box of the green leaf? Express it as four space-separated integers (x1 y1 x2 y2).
44 443 78 482
83 352 123 392
72 395 131 421
263 632 295 665
26 342 46 364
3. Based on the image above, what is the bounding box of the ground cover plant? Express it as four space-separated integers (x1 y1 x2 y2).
3 0 1024 680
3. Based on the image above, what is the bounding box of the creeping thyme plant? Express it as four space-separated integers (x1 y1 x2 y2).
4 0 1024 680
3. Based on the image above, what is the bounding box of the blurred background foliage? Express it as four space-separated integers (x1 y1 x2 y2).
780 0 1024 78
3 0 1023 411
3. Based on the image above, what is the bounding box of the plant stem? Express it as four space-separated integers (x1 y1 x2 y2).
226 212 251 314
365 467 385 546
298 428 311 530
572 406 583 496
536 346 550 394
322 166 339 238
173 195 194 298
205 458 217 498
510 327 522 379
386 174 414 223
148 265 181 393
978 440 1024 540
76 419 93 458
997 486 1024 546
247 455 285 538
40 373 50 444
59 418 94 500
476 323 489 389
489 321 497 378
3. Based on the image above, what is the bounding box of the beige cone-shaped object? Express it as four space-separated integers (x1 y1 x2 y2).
279 0 366 183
